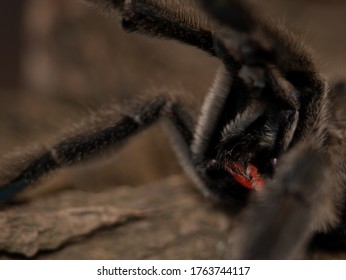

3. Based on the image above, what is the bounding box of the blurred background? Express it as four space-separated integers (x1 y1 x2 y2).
0 0 345 259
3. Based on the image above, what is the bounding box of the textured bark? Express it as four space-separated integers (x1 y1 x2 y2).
0 175 232 259
0 206 145 257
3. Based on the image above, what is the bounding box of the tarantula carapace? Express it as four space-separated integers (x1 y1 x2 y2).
0 0 345 259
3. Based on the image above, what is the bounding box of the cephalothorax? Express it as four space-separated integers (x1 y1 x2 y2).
0 0 345 259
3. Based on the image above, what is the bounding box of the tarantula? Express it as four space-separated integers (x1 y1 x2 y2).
0 0 345 259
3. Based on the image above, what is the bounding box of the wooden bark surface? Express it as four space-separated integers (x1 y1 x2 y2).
0 175 232 259
1 174 346 259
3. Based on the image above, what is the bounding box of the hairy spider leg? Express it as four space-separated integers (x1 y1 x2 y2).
0 97 197 204
86 0 219 57
231 146 339 259
198 0 327 142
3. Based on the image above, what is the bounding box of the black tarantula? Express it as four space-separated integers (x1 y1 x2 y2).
0 0 346 259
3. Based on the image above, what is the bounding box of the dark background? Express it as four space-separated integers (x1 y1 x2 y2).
0 0 345 259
